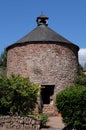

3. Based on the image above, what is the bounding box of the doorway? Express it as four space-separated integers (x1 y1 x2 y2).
41 85 55 105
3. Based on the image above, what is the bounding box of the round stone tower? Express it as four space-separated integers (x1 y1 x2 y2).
7 14 79 115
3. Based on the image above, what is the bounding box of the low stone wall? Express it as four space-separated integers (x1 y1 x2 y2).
0 116 40 130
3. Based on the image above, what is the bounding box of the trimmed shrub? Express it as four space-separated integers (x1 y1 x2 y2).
56 85 86 130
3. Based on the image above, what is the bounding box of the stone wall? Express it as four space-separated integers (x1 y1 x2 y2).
7 43 79 93
0 116 40 130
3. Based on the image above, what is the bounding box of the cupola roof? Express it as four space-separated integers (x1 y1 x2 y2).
36 14 48 26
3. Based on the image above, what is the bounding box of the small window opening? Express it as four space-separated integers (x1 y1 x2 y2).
41 85 55 105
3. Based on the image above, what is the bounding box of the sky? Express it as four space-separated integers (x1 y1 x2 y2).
0 0 86 66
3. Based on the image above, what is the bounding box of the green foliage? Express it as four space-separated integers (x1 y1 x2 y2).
75 67 86 86
0 49 7 68
0 68 6 76
56 86 86 130
75 64 86 86
0 75 39 116
78 64 83 75
39 113 48 127
75 74 86 86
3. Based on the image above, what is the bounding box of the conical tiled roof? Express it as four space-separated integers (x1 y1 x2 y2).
16 24 72 43
7 14 79 50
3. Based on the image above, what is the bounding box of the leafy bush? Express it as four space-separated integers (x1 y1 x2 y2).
75 64 86 86
39 113 48 127
75 72 86 86
56 86 86 130
0 49 7 68
0 75 39 116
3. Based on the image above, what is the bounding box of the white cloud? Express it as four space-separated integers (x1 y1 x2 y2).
78 48 86 67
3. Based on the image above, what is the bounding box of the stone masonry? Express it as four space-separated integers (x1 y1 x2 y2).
0 116 40 130
7 43 78 93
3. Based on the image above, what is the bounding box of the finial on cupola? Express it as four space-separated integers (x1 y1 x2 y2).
36 14 49 26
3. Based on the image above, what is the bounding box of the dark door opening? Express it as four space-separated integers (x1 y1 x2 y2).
41 85 55 105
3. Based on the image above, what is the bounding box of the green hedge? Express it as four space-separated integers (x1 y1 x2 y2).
56 86 86 130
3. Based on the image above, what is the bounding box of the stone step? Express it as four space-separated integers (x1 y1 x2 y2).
42 105 57 116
